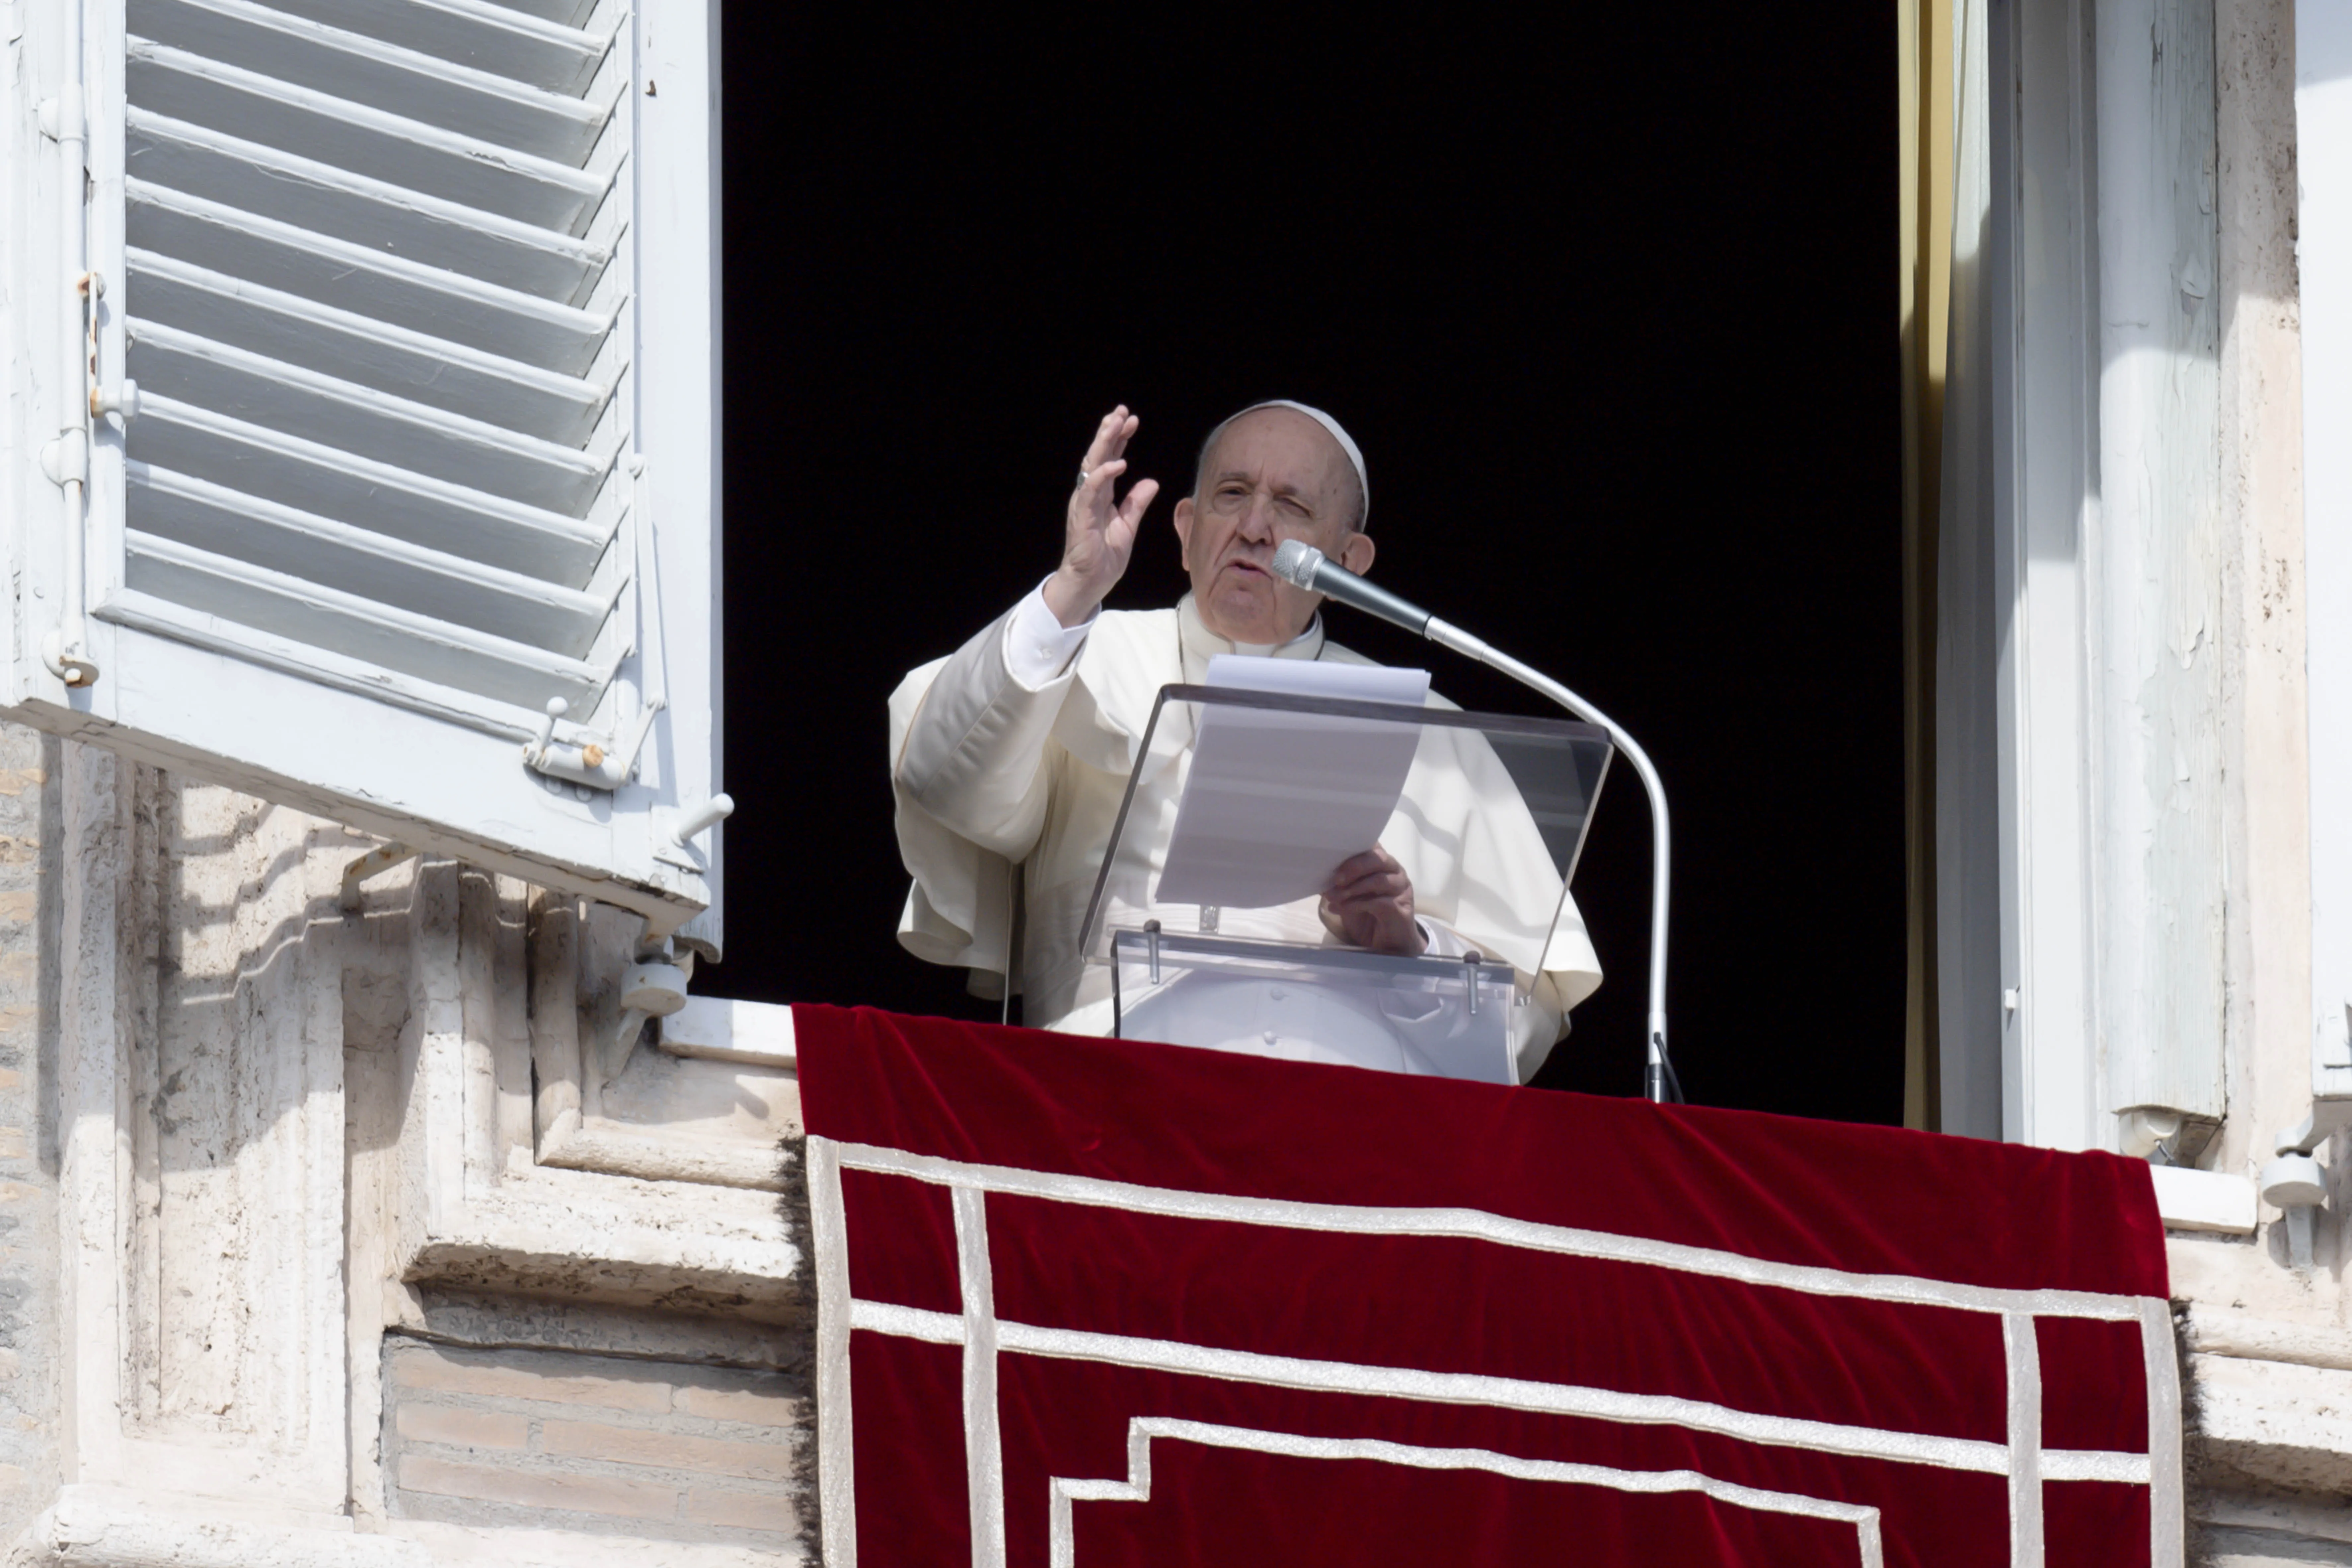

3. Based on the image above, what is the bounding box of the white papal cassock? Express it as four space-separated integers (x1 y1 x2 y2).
889 587 1603 1081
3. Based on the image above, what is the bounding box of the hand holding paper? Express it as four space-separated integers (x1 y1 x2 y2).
1319 845 1424 955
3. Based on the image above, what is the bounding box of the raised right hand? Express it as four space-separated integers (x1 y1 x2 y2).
1043 407 1161 628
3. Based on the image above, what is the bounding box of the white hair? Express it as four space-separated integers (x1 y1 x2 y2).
1191 400 1369 532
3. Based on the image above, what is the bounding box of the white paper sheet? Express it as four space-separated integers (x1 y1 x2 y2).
1153 655 1431 910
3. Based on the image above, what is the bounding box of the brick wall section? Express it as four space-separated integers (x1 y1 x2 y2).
0 726 59 1536
383 1338 809 1547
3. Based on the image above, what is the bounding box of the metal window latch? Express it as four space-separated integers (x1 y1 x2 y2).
75 272 135 422
651 792 733 870
524 696 661 789
41 272 117 481
661 792 733 848
40 270 104 690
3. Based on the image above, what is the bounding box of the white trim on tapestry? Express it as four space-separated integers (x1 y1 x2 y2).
805 1135 2185 1568
808 1138 858 1568
1046 1420 1887 1568
2138 1296 2186 1564
2004 1312 2045 1566
825 1139 2158 1324
954 1186 1008 1568
849 1298 2150 1484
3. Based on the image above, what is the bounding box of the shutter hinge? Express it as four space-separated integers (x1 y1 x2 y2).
36 85 83 144
602 942 691 1085
38 428 85 486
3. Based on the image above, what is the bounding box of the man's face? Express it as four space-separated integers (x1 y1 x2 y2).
1172 409 1376 644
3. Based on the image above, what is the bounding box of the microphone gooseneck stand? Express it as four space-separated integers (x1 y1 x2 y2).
1273 541 1680 1104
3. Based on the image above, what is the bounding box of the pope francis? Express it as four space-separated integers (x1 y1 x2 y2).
887 402 1602 1081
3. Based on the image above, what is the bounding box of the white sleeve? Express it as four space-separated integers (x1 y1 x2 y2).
1003 579 1097 692
895 583 1094 863
1415 917 1477 958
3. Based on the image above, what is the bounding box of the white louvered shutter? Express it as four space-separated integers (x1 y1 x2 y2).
3 0 724 950
2302 12 2352 1100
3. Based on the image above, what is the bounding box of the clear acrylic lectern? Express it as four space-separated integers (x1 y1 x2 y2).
1077 684 1614 1084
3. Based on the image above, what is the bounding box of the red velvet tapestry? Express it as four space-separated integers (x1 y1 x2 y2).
795 1004 2177 1567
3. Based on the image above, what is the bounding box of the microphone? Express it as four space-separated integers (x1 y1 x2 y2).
1271 541 1433 637
1270 537 1683 1105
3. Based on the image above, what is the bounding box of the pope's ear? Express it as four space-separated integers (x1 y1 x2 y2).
1339 531 1376 576
1172 496 1195 567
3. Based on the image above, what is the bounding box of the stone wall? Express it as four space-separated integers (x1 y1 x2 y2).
0 728 57 1541
2182 0 2352 1557
383 1336 805 1550
6 736 808 1566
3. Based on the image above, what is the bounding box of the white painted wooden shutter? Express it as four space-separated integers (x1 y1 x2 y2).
2300 4 2352 1100
4 0 724 950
